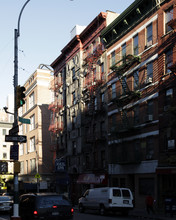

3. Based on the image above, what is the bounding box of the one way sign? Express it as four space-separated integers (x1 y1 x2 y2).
5 135 27 143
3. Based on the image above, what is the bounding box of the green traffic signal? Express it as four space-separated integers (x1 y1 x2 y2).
16 85 26 109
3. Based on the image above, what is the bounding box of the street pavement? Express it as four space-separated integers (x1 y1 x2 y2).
0 208 175 220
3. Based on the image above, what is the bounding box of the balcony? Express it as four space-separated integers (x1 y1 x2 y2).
49 122 63 133
48 100 63 112
110 54 141 76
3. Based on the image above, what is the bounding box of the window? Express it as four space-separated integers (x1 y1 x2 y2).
19 144 24 156
29 92 35 108
147 100 154 115
30 136 35 152
112 83 116 99
72 67 76 81
133 34 138 55
111 51 116 66
30 158 36 173
122 77 127 95
122 43 126 57
93 151 98 168
20 161 24 174
101 93 105 103
30 114 35 131
146 137 154 160
72 141 76 155
147 62 153 79
86 154 90 169
165 7 173 34
165 48 173 74
2 129 6 135
72 115 76 129
3 145 6 148
165 88 173 108
72 91 76 105
26 160 28 174
100 63 104 80
134 105 139 125
101 150 105 168
94 97 97 110
133 70 139 90
146 23 153 46
3 153 7 159
139 178 155 195
93 68 96 81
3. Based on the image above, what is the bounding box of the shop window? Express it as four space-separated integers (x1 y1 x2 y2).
139 178 155 195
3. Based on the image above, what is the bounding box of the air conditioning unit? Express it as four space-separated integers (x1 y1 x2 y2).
145 114 153 122
168 139 175 149
146 40 152 48
144 77 153 85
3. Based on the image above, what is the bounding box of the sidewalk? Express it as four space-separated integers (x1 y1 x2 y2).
129 208 175 220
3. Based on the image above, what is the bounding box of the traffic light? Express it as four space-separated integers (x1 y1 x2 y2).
16 85 26 109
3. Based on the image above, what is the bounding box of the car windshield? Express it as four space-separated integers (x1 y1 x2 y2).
0 196 11 201
38 196 70 208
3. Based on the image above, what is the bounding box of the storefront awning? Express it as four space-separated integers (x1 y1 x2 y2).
156 167 176 174
77 174 107 185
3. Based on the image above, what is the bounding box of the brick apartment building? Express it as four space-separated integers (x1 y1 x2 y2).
50 11 118 197
101 0 176 209
18 65 54 191
50 0 176 210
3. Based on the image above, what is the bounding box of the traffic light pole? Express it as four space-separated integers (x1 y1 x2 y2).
13 1 30 219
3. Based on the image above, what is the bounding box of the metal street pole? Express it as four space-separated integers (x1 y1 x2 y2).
13 1 30 219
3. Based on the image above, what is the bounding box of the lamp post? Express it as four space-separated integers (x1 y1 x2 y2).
13 1 30 219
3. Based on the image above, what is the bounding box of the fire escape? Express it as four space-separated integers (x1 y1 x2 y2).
109 46 141 164
82 42 105 146
110 46 141 132
48 76 63 151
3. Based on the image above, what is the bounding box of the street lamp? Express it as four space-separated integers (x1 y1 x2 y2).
13 1 31 219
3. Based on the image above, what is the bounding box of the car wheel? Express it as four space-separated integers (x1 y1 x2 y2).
79 203 84 213
99 205 106 215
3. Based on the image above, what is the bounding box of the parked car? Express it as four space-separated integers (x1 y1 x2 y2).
19 193 74 220
2 192 14 200
0 196 13 213
78 187 134 215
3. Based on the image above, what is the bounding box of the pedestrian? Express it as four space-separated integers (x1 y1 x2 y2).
145 193 155 214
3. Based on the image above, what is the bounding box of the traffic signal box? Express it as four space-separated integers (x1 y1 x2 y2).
16 85 26 109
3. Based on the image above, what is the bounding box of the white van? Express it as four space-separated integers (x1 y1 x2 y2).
78 187 134 215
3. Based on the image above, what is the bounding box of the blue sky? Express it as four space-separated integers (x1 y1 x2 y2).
0 0 134 109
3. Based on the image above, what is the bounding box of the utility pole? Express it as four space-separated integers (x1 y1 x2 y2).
12 1 31 219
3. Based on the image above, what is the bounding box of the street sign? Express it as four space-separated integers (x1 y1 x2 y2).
10 145 19 160
9 125 19 135
19 116 30 124
5 135 27 143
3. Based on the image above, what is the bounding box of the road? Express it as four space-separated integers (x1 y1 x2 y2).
0 210 136 220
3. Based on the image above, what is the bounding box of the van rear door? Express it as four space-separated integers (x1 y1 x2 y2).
111 188 122 207
121 189 133 207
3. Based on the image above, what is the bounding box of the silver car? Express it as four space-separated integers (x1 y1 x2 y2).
0 196 13 212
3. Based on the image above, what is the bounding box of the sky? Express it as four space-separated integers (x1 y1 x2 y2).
0 0 134 109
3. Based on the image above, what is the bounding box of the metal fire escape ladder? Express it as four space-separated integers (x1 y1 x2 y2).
110 53 141 131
